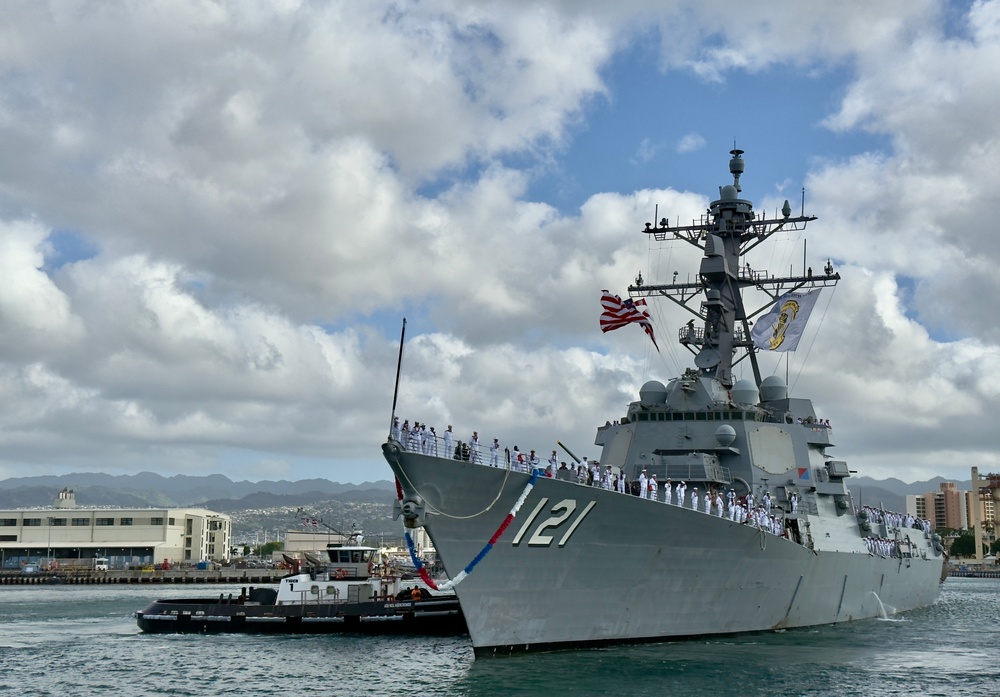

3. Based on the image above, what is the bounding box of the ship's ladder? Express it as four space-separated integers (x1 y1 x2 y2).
894 528 913 568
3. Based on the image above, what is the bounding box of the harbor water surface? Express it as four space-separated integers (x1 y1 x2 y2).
0 577 996 696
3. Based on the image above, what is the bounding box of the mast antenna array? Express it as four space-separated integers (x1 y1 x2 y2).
628 150 839 387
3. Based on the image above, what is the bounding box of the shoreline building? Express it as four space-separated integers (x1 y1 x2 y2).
967 481 996 532
906 479 998 534
906 482 967 531
0 489 231 570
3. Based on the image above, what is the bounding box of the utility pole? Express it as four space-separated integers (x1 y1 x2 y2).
971 467 989 565
47 516 53 569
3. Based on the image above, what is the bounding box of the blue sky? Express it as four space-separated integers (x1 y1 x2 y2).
0 0 998 488
524 48 884 215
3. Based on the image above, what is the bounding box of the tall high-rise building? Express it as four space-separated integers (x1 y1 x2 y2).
905 482 968 531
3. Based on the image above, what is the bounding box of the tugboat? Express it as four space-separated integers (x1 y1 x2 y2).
382 149 945 657
135 535 465 635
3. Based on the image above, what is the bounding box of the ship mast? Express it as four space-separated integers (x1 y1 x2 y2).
629 150 840 388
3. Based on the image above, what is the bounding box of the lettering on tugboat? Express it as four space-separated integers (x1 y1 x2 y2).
511 498 596 547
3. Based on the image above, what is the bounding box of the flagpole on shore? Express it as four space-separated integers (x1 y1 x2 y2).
389 318 407 437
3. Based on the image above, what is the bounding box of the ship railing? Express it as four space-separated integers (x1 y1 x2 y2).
399 431 752 490
395 431 534 470
662 464 732 485
678 325 745 346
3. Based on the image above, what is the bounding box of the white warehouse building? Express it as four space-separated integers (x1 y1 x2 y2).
0 489 231 570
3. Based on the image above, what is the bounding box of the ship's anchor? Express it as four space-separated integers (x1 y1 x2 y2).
393 496 427 528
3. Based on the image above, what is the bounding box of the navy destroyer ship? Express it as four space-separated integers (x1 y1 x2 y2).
382 150 945 657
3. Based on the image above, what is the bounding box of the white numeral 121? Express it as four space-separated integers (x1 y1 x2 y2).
511 498 596 548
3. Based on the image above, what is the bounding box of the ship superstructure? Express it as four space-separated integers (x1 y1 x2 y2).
382 151 945 657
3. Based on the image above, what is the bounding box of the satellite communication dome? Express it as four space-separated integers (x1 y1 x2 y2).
730 379 759 406
639 380 668 405
715 424 737 447
759 375 788 402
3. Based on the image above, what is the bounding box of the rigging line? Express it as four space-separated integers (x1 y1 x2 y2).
645 290 673 378
662 240 684 378
641 239 657 382
650 238 683 378
648 240 667 380
638 242 658 382
788 283 838 395
389 443 512 520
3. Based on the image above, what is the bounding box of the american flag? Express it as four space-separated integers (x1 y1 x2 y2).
600 290 659 350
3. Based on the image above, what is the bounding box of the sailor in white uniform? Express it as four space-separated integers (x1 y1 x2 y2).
704 490 712 514
663 479 672 504
690 487 699 511
490 438 500 467
714 492 724 516
444 425 454 458
469 431 482 463
649 474 658 501
676 481 686 507
417 424 428 454
548 451 559 478
528 450 541 471
427 426 438 456
638 470 648 499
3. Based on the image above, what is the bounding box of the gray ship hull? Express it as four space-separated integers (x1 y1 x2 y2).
385 444 944 656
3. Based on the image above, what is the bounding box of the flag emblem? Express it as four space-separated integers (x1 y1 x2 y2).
751 290 821 352
600 290 659 351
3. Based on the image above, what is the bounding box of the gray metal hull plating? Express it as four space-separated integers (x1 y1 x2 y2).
385 445 943 656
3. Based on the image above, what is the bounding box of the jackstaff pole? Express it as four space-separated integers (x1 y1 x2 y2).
557 440 582 464
389 318 407 438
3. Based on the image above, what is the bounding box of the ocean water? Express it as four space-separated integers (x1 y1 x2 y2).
0 578 996 697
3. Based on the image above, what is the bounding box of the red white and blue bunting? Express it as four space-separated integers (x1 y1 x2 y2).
397 468 540 592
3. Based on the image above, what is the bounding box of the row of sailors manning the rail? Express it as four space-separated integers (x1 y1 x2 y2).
393 420 480 460
853 505 936 560
860 505 933 534
393 419 565 469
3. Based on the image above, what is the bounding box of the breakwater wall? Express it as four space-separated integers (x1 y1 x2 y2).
948 568 1000 579
1 569 283 586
